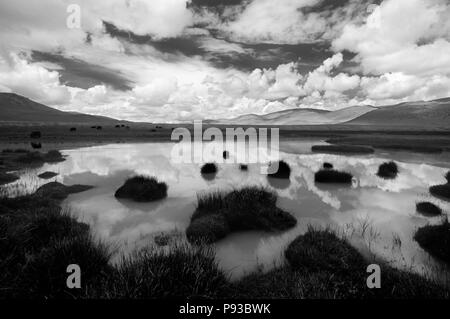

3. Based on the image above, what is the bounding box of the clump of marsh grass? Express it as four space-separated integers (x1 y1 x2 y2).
414 219 450 265
429 171 450 201
103 243 229 298
314 169 353 184
115 176 168 202
16 150 65 165
0 172 19 185
416 202 442 217
201 163 218 175
267 160 291 179
200 163 218 181
285 226 366 274
323 162 333 169
377 161 399 179
186 187 297 244
231 227 450 299
239 164 248 171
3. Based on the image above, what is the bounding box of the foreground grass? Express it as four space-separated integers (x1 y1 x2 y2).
1 184 449 299
186 187 297 244
232 228 450 299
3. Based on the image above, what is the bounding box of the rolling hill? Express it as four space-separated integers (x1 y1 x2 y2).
346 98 450 128
209 105 376 125
0 93 120 124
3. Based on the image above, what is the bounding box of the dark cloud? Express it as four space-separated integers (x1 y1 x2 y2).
103 21 341 74
31 51 133 91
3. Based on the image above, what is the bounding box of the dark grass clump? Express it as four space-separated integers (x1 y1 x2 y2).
414 220 450 265
223 150 230 159
115 176 168 202
429 171 450 201
0 182 106 299
416 202 442 217
0 172 19 185
239 164 248 171
312 144 374 155
16 150 65 165
186 187 297 244
267 160 291 179
285 227 366 274
430 185 450 201
314 169 353 184
38 171 58 179
201 163 218 175
103 244 229 299
323 162 333 169
231 227 450 299
31 142 42 149
377 161 399 179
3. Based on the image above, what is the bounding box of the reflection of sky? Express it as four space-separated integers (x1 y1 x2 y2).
3 141 450 279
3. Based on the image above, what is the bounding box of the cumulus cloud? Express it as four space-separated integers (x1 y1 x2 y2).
0 0 449 121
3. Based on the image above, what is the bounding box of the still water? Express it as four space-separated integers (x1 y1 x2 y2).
4 139 450 279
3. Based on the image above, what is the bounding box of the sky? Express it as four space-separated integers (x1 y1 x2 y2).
0 0 450 122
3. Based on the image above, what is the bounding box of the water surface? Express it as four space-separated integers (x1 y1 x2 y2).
4 139 450 279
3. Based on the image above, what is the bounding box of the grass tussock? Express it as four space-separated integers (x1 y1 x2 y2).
267 160 291 179
2 185 449 299
416 202 442 217
16 150 65 165
377 161 399 179
323 162 333 169
429 171 450 200
38 171 58 179
0 172 19 185
200 163 218 176
115 176 168 202
232 227 450 299
186 187 297 244
103 244 229 299
314 169 353 184
239 164 248 171
0 182 109 298
414 220 450 265
311 144 374 155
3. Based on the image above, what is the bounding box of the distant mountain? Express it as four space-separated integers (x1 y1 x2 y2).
209 105 375 125
346 98 450 128
208 97 450 128
0 93 120 124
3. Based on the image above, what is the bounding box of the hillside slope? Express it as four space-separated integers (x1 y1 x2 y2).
347 98 450 128
0 93 119 124
210 105 375 125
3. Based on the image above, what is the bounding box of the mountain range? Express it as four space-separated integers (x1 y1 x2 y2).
1 92 449 128
0 93 119 124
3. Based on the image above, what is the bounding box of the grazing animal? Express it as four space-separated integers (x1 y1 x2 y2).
70 127 77 132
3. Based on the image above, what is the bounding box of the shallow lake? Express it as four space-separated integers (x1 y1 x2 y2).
4 139 450 280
